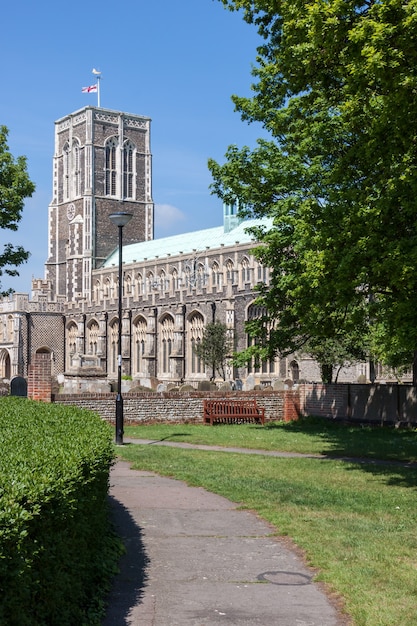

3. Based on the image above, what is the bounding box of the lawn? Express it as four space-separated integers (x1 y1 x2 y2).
124 416 417 462
118 419 417 626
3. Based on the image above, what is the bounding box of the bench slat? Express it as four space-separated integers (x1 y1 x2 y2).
203 399 265 425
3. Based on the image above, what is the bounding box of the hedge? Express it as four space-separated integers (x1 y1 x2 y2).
0 397 118 625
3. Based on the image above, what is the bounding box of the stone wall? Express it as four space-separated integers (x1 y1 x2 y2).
53 390 288 423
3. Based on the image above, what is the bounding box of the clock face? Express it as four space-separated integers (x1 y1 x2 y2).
67 203 76 221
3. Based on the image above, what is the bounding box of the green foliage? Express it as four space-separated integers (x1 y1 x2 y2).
210 0 417 377
193 321 234 380
0 397 118 625
0 126 35 296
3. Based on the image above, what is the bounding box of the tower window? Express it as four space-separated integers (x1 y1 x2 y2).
105 138 118 196
123 141 135 199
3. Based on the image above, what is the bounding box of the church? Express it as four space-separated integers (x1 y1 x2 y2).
0 106 371 392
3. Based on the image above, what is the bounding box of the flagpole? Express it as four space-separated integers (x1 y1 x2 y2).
92 69 102 108
97 74 101 107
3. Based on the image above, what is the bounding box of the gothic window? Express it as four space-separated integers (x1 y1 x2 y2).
0 349 10 379
105 137 118 196
72 139 81 197
109 319 119 375
171 268 180 291
66 322 78 370
7 316 13 343
136 273 144 295
87 319 99 355
125 274 132 296
246 303 276 375
197 263 207 288
147 272 155 291
93 280 101 302
188 311 204 375
225 259 235 283
241 257 251 284
104 278 111 298
211 262 222 290
160 315 174 374
123 140 135 199
133 316 147 375
63 142 70 200
290 360 299 382
257 263 268 284
159 270 168 295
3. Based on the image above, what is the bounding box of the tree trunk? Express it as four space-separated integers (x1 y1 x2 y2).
413 351 417 386
320 363 333 384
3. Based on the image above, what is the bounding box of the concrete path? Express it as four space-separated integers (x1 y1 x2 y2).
102 460 350 626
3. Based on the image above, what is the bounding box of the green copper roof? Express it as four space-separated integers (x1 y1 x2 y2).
103 217 273 267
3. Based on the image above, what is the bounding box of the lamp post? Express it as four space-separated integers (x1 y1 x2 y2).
109 211 133 445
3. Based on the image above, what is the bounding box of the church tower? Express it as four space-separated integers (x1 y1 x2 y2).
45 106 153 301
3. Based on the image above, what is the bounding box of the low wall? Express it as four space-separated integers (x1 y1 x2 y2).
53 384 417 426
299 383 417 425
53 390 289 423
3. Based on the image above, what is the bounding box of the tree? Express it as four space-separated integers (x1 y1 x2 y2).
193 322 234 381
0 126 35 296
210 0 417 381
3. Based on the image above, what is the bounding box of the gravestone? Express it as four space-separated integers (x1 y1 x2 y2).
10 376 27 397
234 378 243 391
245 374 255 390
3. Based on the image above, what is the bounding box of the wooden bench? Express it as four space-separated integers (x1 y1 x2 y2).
203 399 265 425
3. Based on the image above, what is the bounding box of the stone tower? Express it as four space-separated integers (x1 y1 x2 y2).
45 106 153 301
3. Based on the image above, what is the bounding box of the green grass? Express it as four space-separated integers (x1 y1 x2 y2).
118 420 417 626
124 416 417 462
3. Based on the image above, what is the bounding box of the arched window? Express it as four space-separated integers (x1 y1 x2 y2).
72 139 81 197
241 257 251 284
63 142 70 200
93 279 101 302
171 268 180 291
137 273 144 295
125 274 132 296
290 360 300 382
211 262 222 290
87 320 99 355
7 316 14 343
123 140 135 199
109 319 119 375
159 270 169 294
0 349 11 379
225 259 234 283
246 304 276 375
104 277 111 298
66 322 78 370
147 271 155 292
133 316 147 376
197 263 207 288
188 312 204 375
160 315 174 374
257 262 268 284
105 137 118 196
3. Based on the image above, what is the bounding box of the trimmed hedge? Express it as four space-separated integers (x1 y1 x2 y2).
0 397 117 625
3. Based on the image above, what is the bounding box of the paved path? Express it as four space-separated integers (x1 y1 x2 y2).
102 459 350 625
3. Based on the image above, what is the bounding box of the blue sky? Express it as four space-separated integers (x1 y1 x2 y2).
1 0 264 294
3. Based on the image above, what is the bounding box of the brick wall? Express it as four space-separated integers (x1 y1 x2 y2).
28 353 52 402
299 384 349 420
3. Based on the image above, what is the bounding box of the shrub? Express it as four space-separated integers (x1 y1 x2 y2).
0 397 118 625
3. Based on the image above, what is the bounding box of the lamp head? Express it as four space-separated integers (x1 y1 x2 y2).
109 211 133 228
